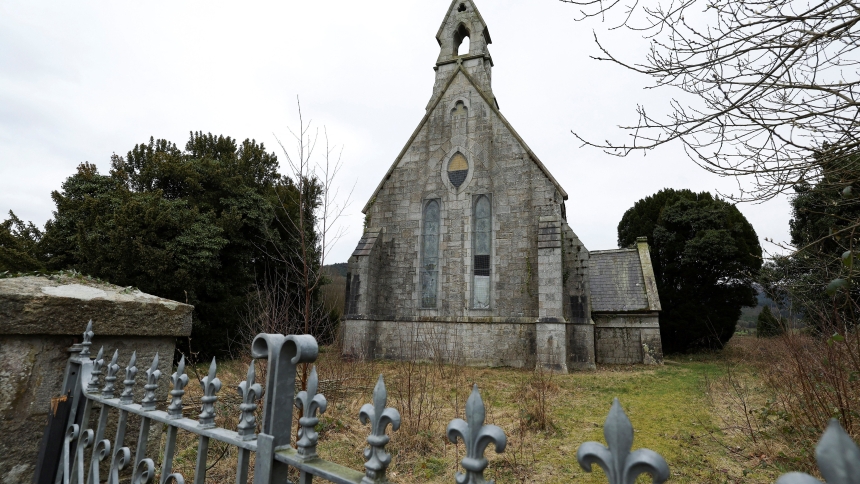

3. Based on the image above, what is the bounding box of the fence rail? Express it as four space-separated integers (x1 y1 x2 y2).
51 322 859 484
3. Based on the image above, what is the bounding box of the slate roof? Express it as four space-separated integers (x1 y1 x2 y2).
351 228 381 257
588 248 654 312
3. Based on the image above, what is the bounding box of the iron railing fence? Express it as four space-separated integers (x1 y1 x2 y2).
50 322 859 484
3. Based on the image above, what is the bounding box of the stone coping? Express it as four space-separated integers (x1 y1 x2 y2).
344 316 595 325
0 276 193 336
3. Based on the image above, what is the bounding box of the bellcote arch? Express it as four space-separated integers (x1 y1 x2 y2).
440 145 476 194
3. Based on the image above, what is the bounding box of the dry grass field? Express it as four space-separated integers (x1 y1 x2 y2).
164 336 826 484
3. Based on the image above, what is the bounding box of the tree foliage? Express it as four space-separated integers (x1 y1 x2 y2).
619 189 763 352
756 305 783 337
760 152 860 329
7 132 323 356
0 211 45 273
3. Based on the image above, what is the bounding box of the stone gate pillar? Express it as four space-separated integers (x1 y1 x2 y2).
0 275 192 483
536 215 567 372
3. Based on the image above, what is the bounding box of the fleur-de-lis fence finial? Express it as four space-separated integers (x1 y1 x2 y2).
775 419 860 484
198 357 221 428
237 361 262 441
140 353 161 411
102 350 120 399
168 356 189 419
295 365 328 459
80 320 94 358
87 346 105 393
577 399 670 484
447 384 507 484
359 374 401 484
120 351 138 404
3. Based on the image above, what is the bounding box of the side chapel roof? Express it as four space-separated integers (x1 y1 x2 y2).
588 238 661 313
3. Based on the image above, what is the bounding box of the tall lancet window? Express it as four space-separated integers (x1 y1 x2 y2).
421 200 440 308
452 101 468 137
473 195 492 309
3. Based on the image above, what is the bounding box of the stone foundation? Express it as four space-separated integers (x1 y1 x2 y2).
342 318 538 368
566 323 596 370
343 315 661 369
593 313 662 365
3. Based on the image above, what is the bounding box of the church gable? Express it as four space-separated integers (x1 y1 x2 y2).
362 66 566 216
343 0 663 371
361 65 566 321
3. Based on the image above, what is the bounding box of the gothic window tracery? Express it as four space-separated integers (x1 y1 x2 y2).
421 199 440 308
473 195 491 309
451 101 468 137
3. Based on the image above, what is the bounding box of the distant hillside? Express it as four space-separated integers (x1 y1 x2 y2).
737 283 802 331
324 262 348 278
738 284 776 328
321 263 347 324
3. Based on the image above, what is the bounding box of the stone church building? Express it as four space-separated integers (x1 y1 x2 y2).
342 0 663 371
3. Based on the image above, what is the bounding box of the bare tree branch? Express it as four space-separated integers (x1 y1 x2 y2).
562 0 860 203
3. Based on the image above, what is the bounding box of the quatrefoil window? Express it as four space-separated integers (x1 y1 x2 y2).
448 152 469 188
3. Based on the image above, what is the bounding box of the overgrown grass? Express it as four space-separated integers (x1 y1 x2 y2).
158 341 818 484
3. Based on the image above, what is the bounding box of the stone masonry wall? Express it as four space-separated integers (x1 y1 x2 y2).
561 223 596 370
561 223 590 324
342 319 537 369
360 70 562 321
593 313 662 365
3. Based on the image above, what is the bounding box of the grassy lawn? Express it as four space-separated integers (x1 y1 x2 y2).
173 338 795 484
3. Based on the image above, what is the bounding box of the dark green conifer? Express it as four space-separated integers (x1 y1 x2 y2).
756 305 783 337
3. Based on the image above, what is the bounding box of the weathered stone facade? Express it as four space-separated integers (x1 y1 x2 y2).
342 0 662 371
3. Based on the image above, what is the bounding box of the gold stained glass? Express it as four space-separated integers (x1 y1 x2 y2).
448 153 469 188
449 153 468 171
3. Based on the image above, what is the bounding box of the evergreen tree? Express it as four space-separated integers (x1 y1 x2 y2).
618 189 762 353
0 211 44 272
756 305 783 337
760 152 860 331
32 133 321 355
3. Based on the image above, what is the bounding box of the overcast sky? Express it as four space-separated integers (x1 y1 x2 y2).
0 0 792 264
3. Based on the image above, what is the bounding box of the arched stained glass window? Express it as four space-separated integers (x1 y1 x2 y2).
473 195 491 309
421 200 440 308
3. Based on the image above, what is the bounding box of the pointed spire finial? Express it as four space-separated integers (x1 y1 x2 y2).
168 356 189 419
119 352 138 404
86 347 105 394
140 353 161 411
198 357 221 428
102 350 121 398
80 320 94 358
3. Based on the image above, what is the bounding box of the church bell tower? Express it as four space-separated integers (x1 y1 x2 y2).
429 0 495 106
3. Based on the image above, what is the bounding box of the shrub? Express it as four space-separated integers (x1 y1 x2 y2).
756 306 783 337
